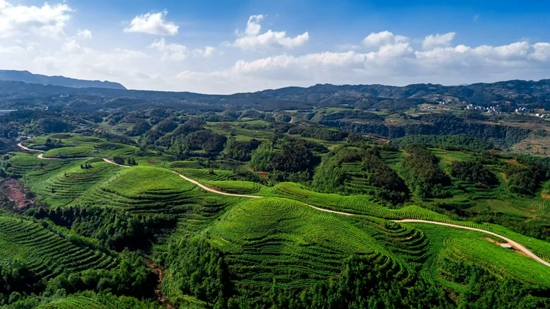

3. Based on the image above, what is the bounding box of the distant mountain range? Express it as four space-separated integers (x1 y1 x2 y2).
0 70 126 90
0 72 549 112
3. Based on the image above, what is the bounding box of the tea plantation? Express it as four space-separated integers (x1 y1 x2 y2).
2 130 550 309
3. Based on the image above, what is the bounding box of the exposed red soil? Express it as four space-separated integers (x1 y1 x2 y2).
147 261 174 309
1 179 34 210
248 167 269 179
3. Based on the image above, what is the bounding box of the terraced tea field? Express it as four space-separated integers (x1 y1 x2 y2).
20 134 156 161
42 145 94 159
75 166 244 235
6 153 70 177
35 293 163 309
202 180 266 195
37 296 105 309
32 162 122 207
0 216 118 279
208 198 410 296
411 223 550 288
5 138 550 308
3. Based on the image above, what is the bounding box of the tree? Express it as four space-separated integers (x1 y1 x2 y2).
113 156 125 165
250 143 275 171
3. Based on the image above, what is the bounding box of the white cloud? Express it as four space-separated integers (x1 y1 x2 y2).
124 11 178 36
149 38 189 61
422 32 456 50
77 29 92 39
363 31 408 47
233 14 309 50
33 42 152 85
4 18 550 95
149 38 217 61
530 43 550 62
175 35 550 94
201 46 216 58
0 0 72 38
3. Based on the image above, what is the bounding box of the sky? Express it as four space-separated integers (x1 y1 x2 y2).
1 0 550 94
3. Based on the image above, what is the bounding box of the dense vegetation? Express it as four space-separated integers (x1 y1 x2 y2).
2 79 550 308
396 134 494 152
313 146 409 203
400 144 451 198
449 161 499 187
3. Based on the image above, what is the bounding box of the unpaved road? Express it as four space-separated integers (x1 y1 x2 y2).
37 153 83 161
395 219 550 267
170 173 550 267
307 204 353 216
173 171 262 198
20 142 550 268
102 158 130 168
17 143 42 153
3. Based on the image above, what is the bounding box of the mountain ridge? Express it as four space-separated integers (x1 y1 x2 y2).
1 75 550 112
0 70 126 90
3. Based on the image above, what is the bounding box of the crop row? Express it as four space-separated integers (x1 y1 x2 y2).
0 217 117 279
37 296 106 309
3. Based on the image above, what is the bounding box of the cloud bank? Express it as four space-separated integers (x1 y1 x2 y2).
233 15 309 51
1 2 550 94
124 11 179 36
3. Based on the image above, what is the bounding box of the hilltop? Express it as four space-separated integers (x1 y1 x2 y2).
0 70 126 90
1 78 550 307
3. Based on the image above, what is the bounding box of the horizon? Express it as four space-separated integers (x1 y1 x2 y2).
1 1 550 94
1 69 549 96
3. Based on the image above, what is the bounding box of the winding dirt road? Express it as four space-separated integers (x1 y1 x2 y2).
18 143 88 161
173 171 262 198
395 220 550 267
18 142 550 267
170 173 550 267
17 143 42 153
102 158 130 168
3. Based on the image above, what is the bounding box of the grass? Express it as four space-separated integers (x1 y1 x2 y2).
429 148 473 171
205 121 274 142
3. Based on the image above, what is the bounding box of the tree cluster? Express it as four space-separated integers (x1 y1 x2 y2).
224 138 261 161
400 144 451 198
450 161 499 187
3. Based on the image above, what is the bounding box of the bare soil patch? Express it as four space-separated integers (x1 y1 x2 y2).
0 179 34 210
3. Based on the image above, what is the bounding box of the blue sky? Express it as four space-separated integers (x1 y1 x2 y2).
1 0 550 93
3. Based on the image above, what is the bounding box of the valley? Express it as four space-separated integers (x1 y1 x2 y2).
2 80 550 308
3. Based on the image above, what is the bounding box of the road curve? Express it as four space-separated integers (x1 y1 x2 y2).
396 219 550 267
168 173 550 267
102 158 130 168
307 204 353 216
17 143 43 153
172 171 262 198
18 142 550 268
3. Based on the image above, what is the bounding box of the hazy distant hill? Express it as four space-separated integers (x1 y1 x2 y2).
1 76 550 112
0 70 126 90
